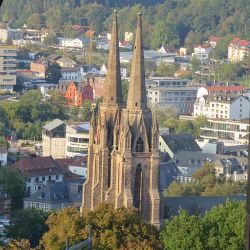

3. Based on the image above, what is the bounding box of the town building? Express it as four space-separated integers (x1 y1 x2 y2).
66 123 90 157
23 180 83 211
63 81 93 106
200 118 249 146
60 67 81 81
196 85 247 98
30 54 60 77
159 133 201 159
124 31 133 42
82 12 161 227
89 76 106 99
0 28 24 43
58 38 84 49
158 45 177 56
228 37 250 62
42 119 66 159
0 145 8 167
147 85 198 114
208 36 221 48
192 44 213 62
56 57 77 68
15 156 66 194
148 76 189 88
0 46 17 92
160 151 247 189
196 139 224 154
193 94 250 119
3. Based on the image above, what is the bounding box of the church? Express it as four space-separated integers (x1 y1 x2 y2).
82 11 161 228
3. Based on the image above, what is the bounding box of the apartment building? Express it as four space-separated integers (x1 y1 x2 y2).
0 28 23 43
148 77 189 88
200 118 249 146
147 85 198 114
194 94 250 119
42 119 66 159
197 85 247 98
0 46 17 92
66 123 90 157
228 37 250 62
192 44 213 62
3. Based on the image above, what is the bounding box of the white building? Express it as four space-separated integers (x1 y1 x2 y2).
0 146 7 167
228 38 250 62
0 28 24 43
15 156 65 195
194 94 250 120
66 123 90 158
147 85 198 114
158 45 177 56
192 44 212 62
124 32 133 42
0 46 17 92
196 139 224 154
59 38 83 49
61 67 80 81
201 118 249 146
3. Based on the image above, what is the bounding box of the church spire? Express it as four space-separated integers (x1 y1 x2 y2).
104 10 123 106
127 13 147 110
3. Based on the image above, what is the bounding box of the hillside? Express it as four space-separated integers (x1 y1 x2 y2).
0 0 249 49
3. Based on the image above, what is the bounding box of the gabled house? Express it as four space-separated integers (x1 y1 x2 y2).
209 36 221 48
192 44 212 62
119 40 132 50
228 37 250 62
14 156 68 194
159 133 202 159
80 65 100 76
64 81 93 106
56 57 77 68
60 67 80 81
158 45 177 56
23 180 83 211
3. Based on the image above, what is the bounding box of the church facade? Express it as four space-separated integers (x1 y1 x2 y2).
82 11 161 228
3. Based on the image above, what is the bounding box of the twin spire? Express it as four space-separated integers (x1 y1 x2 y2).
104 11 147 110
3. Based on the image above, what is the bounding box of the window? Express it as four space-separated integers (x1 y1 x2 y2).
36 203 39 208
42 177 45 181
134 164 142 209
135 137 144 152
48 176 51 181
56 175 59 180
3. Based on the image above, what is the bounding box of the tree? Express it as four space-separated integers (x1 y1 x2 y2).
81 100 93 122
41 204 161 250
5 208 48 248
190 56 202 72
145 60 157 74
0 166 27 211
26 13 45 29
43 33 58 46
161 201 246 250
156 63 176 77
45 62 62 84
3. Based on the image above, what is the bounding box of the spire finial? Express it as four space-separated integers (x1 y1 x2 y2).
126 13 147 110
103 10 123 106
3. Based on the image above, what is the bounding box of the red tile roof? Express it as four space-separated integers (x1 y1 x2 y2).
15 156 69 177
206 86 246 92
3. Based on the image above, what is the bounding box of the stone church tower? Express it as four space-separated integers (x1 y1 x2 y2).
82 11 161 228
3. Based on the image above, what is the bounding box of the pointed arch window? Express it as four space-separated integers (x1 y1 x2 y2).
136 137 144 152
134 164 142 210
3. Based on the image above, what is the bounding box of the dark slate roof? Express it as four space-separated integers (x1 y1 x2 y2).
163 195 246 219
161 133 201 154
160 162 180 191
23 181 83 204
24 181 69 204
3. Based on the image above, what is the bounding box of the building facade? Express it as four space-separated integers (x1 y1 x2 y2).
200 118 249 146
66 123 90 157
194 94 250 119
42 119 66 159
228 37 250 62
0 46 17 92
147 86 198 114
82 12 161 227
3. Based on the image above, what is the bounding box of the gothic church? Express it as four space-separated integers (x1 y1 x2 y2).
82 11 161 228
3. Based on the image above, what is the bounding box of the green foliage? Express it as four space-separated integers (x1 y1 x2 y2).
5 208 49 248
215 62 245 81
122 79 129 101
26 13 45 29
164 163 247 197
0 90 68 140
156 63 176 77
41 204 161 250
45 62 62 84
0 167 27 211
190 56 202 72
1 0 249 49
0 136 7 147
161 201 246 250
